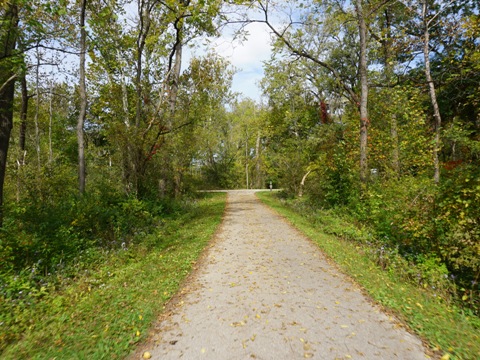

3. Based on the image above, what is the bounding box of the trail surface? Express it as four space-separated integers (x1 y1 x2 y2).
133 190 427 359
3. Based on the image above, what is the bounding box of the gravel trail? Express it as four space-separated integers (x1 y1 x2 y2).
132 190 427 360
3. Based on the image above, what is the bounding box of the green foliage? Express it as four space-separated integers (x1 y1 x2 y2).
0 193 226 358
437 165 480 294
0 189 165 282
309 139 359 207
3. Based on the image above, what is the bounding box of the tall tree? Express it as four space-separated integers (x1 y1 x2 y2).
421 0 444 183
355 0 369 183
77 0 87 194
400 0 475 182
0 1 19 226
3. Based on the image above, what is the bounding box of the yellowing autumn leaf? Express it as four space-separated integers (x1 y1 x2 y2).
230 321 245 327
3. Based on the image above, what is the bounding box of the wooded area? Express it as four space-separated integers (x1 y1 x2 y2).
0 0 479 350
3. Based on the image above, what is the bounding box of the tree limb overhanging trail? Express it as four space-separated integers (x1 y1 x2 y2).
131 191 428 360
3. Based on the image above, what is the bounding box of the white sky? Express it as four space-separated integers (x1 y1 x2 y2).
188 21 273 101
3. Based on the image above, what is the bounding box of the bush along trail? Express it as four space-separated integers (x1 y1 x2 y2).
0 193 226 359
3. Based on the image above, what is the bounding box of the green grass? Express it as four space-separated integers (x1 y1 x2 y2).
257 191 480 360
0 193 226 360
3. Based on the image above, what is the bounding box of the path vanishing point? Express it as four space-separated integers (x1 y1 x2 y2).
131 190 428 360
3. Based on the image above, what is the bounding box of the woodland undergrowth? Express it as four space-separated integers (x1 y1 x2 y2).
0 181 226 357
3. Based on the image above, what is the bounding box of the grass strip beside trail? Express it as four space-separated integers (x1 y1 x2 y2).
257 192 480 360
1 193 226 360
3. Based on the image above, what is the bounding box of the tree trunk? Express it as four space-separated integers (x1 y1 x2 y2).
34 49 42 170
356 0 369 184
48 79 53 162
298 169 313 197
422 1 442 184
77 0 87 194
19 71 28 155
168 27 183 116
383 8 400 177
169 22 183 197
126 0 152 195
254 132 262 188
135 0 150 129
17 69 28 202
0 3 19 227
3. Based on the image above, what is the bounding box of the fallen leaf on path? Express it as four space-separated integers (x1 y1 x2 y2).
231 321 246 327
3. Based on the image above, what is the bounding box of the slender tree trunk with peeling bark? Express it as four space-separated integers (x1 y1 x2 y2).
34 49 41 170
422 1 442 184
77 0 87 194
255 132 262 188
17 70 28 202
298 169 313 197
356 0 369 183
